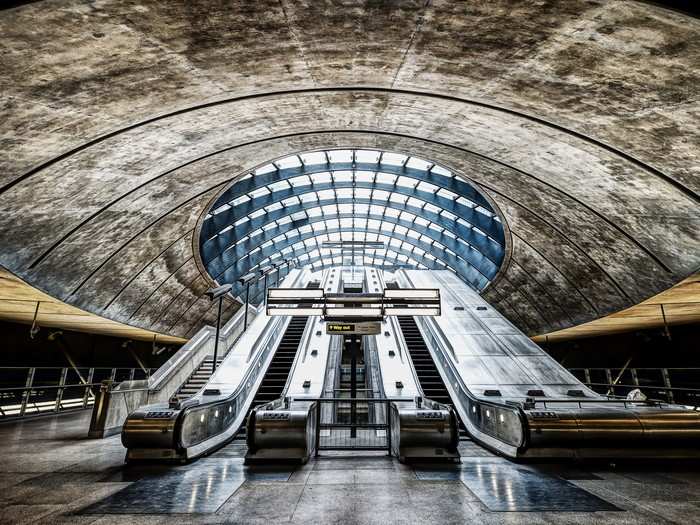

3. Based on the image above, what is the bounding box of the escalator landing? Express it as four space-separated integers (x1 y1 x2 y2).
2 412 696 524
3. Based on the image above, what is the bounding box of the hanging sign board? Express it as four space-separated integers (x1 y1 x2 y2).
326 322 381 335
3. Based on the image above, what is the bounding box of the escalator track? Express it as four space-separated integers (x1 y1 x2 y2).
235 281 320 439
397 315 468 440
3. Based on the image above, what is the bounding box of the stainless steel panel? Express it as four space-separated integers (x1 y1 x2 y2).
515 356 582 386
496 334 543 356
454 334 505 356
454 358 497 385
478 356 535 385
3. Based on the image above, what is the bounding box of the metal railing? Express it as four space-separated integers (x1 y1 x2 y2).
177 313 291 455
568 367 700 407
0 366 157 420
313 398 393 453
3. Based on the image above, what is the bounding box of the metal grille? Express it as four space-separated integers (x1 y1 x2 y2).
568 367 700 407
0 366 156 420
315 398 391 453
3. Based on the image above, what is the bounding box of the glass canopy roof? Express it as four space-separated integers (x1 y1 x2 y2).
199 149 506 304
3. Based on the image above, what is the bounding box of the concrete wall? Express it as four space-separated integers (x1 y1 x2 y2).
0 1 698 337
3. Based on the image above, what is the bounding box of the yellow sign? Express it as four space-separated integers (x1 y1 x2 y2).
326 322 381 335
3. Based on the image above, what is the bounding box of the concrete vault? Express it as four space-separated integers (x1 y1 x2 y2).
0 0 698 339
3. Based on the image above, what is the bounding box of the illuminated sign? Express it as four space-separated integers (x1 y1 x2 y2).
326 322 381 335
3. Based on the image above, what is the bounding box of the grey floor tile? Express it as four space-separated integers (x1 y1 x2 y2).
306 469 355 485
219 482 304 522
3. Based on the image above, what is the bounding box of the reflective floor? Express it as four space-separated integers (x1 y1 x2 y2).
2 411 700 524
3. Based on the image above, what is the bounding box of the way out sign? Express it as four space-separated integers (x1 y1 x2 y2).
326 322 381 335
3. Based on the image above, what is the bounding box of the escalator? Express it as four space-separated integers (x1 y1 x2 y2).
121 268 321 462
398 316 451 405
397 315 468 440
235 316 308 439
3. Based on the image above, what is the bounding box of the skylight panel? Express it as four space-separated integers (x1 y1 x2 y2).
249 208 266 219
267 181 289 192
316 189 335 200
299 192 318 204
417 181 439 193
354 171 374 183
289 175 311 187
301 151 327 165
275 155 302 169
310 172 332 184
231 195 250 207
335 188 353 199
396 176 415 188
423 203 440 214
265 202 283 212
250 187 271 200
406 157 430 170
372 190 390 201
475 205 493 217
437 188 457 199
375 173 396 185
355 188 372 199
406 197 422 208
380 152 407 166
254 163 276 176
394 225 408 236
430 165 451 177
456 196 477 208
212 203 231 215
332 171 352 183
328 150 352 163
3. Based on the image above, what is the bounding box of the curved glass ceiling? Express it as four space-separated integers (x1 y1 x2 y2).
199 149 506 304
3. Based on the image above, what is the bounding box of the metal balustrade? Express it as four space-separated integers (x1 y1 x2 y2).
314 398 393 452
568 367 700 407
0 366 157 420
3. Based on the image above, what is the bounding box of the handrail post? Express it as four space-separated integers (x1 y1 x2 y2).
83 368 94 408
55 367 68 412
315 398 322 457
19 367 35 417
662 368 674 403
212 295 224 374
386 400 392 456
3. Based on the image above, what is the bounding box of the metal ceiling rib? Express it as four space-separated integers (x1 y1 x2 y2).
199 149 506 301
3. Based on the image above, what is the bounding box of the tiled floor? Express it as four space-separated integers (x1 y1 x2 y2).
1 411 700 524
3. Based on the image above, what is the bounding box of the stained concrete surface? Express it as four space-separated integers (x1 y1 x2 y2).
1 411 700 524
0 1 698 339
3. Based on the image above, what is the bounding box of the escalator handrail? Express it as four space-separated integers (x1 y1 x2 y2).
389 315 425 399
418 313 527 446
396 270 527 452
174 269 307 454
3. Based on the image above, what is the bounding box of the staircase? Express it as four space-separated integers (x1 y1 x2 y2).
397 315 468 439
173 356 224 402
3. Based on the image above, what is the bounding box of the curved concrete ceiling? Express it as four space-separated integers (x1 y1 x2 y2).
0 1 698 339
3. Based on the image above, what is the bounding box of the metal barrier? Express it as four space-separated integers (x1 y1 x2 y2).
568 367 700 407
0 366 156 420
315 398 391 452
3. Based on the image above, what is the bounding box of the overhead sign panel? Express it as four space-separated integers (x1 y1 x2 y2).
326 322 381 335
